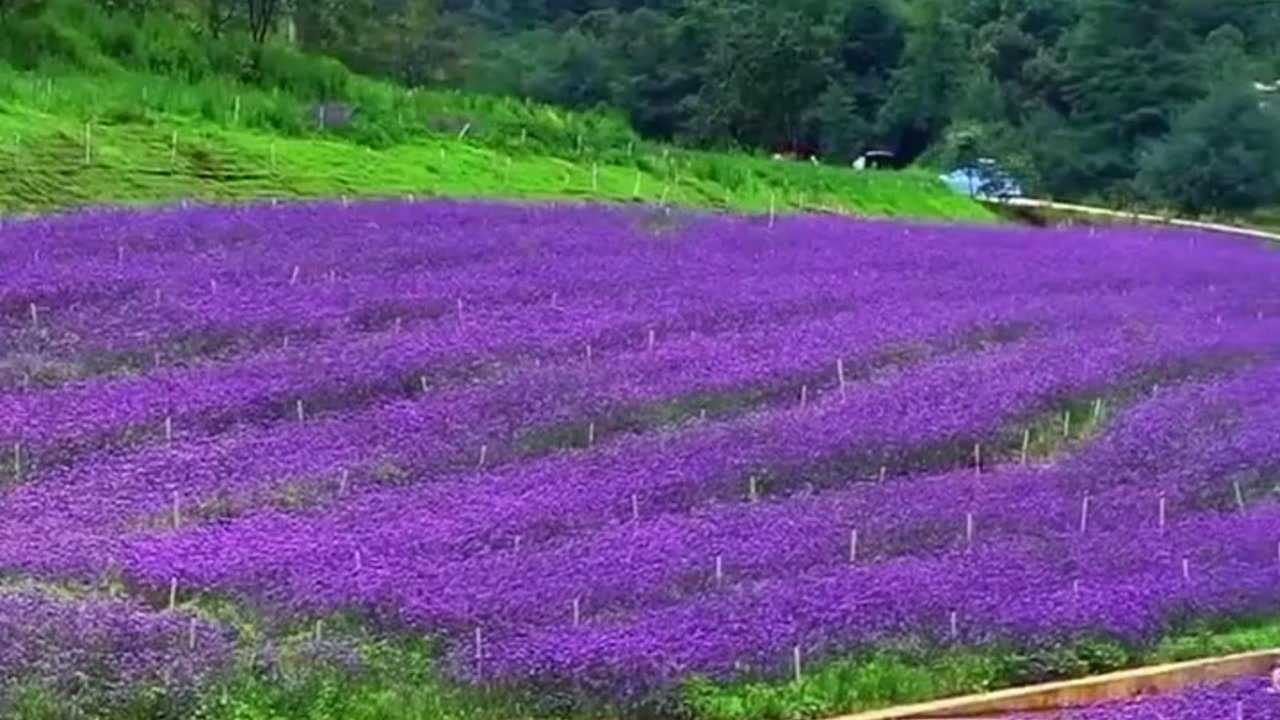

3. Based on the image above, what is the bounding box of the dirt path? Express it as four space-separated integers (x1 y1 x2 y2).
994 198 1280 244
829 648 1279 720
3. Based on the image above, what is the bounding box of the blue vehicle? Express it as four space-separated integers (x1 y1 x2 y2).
940 158 1025 201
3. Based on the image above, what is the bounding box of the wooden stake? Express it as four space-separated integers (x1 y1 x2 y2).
793 646 802 683
354 549 362 572
474 627 483 676
837 359 847 400
457 122 471 140
647 329 656 352
849 529 858 563
1234 481 1246 513
168 577 178 611
714 555 723 586
748 476 758 503
172 491 181 529
799 385 808 408
1072 579 1081 599
1092 398 1104 420
1159 494 1167 530
1063 410 1072 438
587 422 596 447
295 400 305 422
950 611 959 639
973 443 982 476
769 194 776 228
966 512 975 549
1021 429 1031 465
1079 495 1090 534
585 343 593 365
456 298 464 327
28 302 37 327
11 443 20 481
631 493 639 521
633 171 642 198
420 376 429 394
188 617 198 650
314 619 323 643
1182 557 1191 583
572 597 581 626
477 445 488 469
164 416 173 443
340 469 349 495
878 466 887 484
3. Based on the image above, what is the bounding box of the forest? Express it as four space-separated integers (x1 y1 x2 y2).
4 0 1280 212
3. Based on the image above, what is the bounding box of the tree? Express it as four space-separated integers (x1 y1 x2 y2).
812 84 871 162
1197 24 1250 86
1137 84 1280 214
202 0 240 37
246 0 283 43
1059 0 1201 192
684 0 831 152
293 0 440 81
878 0 969 161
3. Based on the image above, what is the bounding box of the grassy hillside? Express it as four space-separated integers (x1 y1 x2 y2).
0 1 990 220
0 73 989 220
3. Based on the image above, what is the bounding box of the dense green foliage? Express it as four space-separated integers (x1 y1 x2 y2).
444 0 1280 212
1137 85 1280 214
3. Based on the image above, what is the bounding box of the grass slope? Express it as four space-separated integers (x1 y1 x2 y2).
0 0 988 219
0 93 988 220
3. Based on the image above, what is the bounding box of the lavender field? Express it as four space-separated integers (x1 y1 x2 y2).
1 200 1278 715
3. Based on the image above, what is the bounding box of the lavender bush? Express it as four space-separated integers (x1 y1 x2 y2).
0 588 232 711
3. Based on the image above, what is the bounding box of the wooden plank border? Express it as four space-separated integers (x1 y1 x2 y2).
830 648 1280 720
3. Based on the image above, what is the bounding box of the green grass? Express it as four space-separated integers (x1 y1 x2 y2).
0 88 990 220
